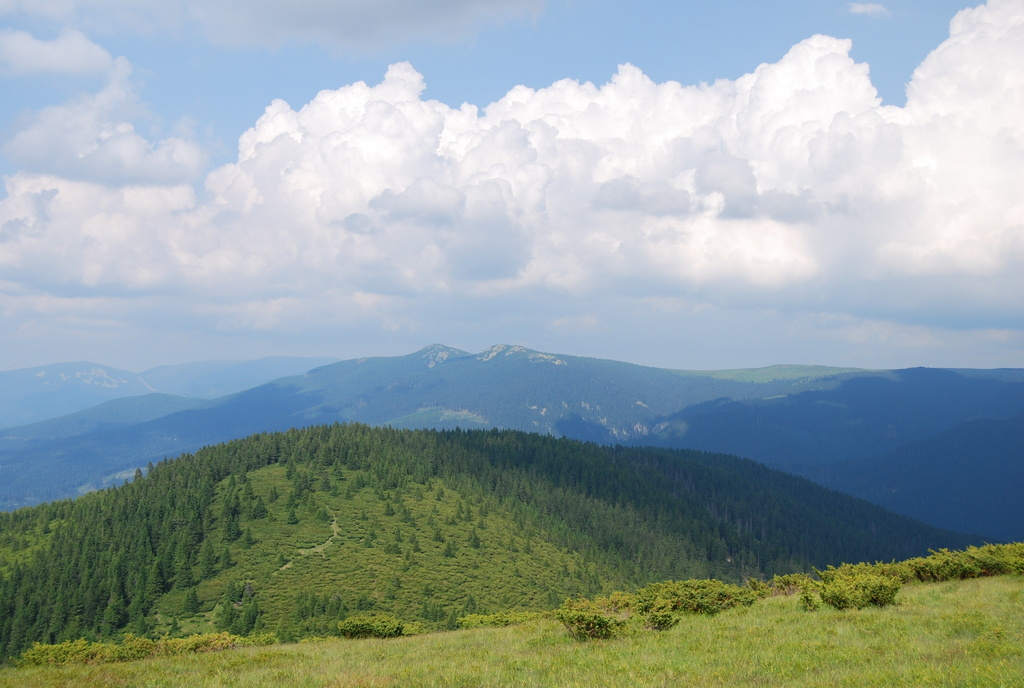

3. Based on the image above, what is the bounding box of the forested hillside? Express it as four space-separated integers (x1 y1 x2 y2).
799 413 1024 540
0 424 974 661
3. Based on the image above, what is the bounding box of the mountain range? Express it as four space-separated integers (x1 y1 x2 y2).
1 344 1021 540
0 356 338 429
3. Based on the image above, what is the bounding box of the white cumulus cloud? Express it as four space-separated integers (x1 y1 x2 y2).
1 0 1023 364
3 57 207 184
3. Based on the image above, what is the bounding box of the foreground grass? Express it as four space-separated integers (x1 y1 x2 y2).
3 575 1022 688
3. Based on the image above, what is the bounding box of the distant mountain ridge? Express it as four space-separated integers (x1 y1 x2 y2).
0 345 1021 540
0 356 338 428
0 362 155 429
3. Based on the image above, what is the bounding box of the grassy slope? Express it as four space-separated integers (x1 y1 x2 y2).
165 463 607 636
3 575 1022 688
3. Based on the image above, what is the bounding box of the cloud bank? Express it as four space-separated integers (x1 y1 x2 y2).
848 3 891 17
2 0 1023 367
0 0 540 49
3 58 208 184
0 27 112 75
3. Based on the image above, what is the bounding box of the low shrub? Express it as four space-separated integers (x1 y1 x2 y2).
634 578 759 616
337 614 405 639
798 581 821 611
599 591 637 612
643 602 680 631
556 578 760 639
745 578 770 598
905 544 1024 582
104 634 156 662
554 598 627 640
157 632 239 655
457 611 545 628
16 638 104 667
816 561 913 585
817 573 902 611
16 631 273 667
767 573 815 596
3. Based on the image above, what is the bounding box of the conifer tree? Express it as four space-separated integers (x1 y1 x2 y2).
183 588 201 616
199 539 218 579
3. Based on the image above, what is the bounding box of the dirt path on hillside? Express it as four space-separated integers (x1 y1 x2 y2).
277 505 340 571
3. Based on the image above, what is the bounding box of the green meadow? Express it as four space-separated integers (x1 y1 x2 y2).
3 573 1022 688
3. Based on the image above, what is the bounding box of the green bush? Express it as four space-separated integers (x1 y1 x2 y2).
554 598 627 640
643 602 680 631
818 577 860 611
457 611 545 628
337 614 405 639
816 561 913 585
15 631 272 667
905 544 1024 582
818 574 901 611
745 578 770 598
599 591 637 612
798 581 821 611
16 638 104 667
634 579 759 616
767 573 815 596
104 634 156 662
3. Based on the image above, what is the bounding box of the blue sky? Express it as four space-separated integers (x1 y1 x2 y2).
2 0 1023 372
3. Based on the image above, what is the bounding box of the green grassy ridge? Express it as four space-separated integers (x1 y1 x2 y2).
176 463 609 638
677 364 874 384
0 424 978 661
3 574 1022 687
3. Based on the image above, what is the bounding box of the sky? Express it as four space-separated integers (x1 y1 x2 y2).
1 0 1022 373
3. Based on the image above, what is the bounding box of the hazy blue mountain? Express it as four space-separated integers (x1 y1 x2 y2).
0 356 337 428
0 345 1020 540
797 413 1024 541
262 344 866 438
631 368 1024 540
138 355 338 398
0 393 216 442
640 367 1024 469
0 363 155 429
0 345 864 508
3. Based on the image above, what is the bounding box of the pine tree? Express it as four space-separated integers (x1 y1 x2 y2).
251 496 268 519
176 554 195 590
183 588 201 616
199 539 218 579
215 596 237 631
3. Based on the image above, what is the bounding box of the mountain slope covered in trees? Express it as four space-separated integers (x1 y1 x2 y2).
0 424 975 661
